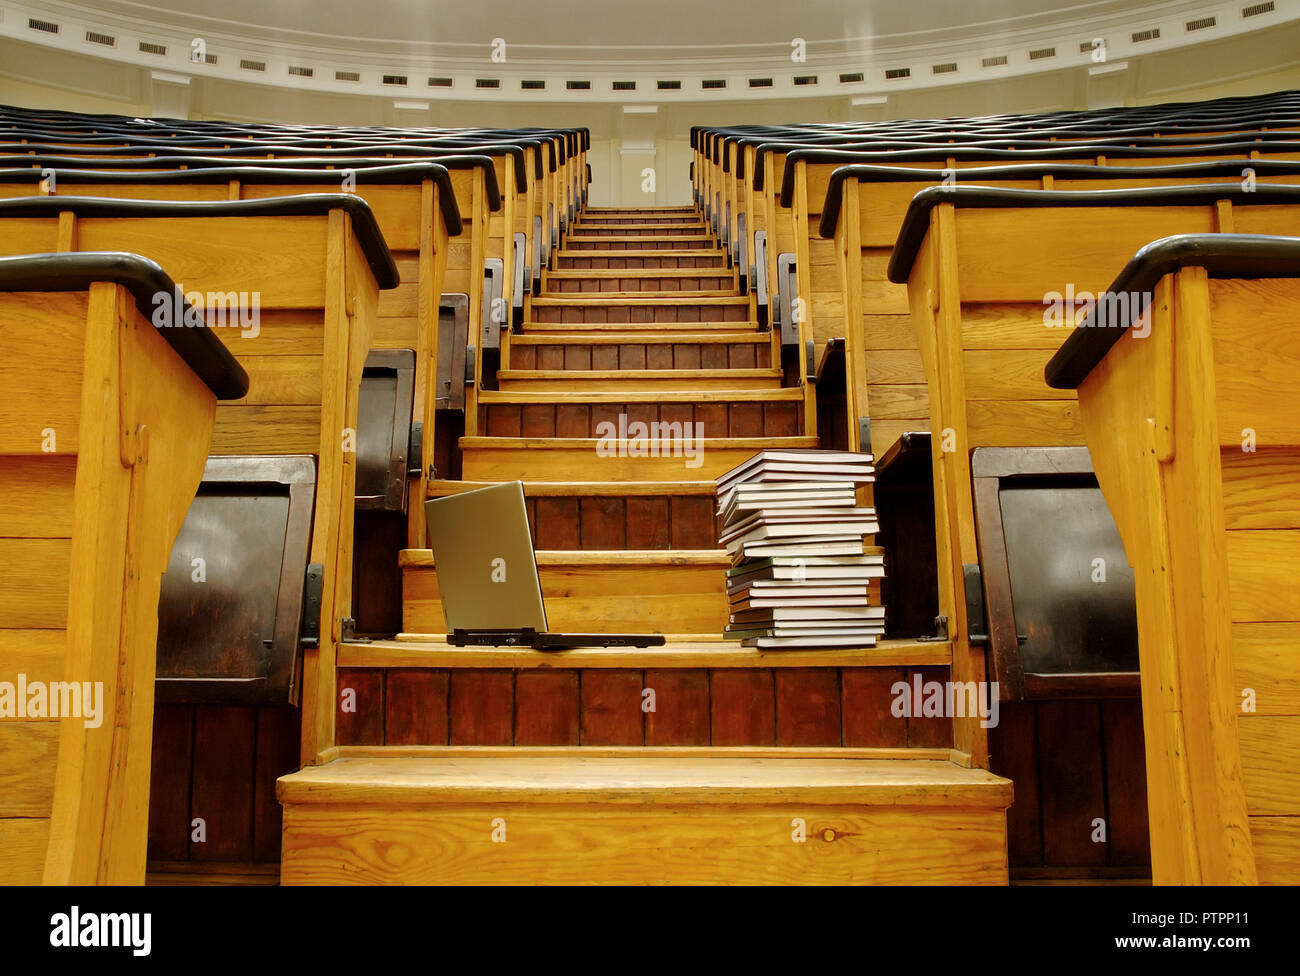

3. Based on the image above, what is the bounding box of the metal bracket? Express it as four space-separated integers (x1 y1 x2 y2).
532 215 543 292
299 563 325 650
918 614 950 642
964 563 989 646
858 418 873 456
465 344 476 386
805 338 816 383
736 214 748 292
512 232 526 327
753 230 769 326
776 252 798 348
407 421 423 478
481 258 505 352
340 617 372 645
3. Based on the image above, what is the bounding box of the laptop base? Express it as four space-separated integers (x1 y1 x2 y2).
449 628 667 651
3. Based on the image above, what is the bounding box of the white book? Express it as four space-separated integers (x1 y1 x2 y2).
743 635 880 648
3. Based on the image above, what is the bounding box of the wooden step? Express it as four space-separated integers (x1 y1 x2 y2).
556 250 728 270
477 395 804 440
543 269 736 294
401 548 729 634
495 368 783 392
573 215 703 225
278 752 1012 884
459 435 817 481
565 237 715 251
521 320 760 335
531 295 750 325
508 333 772 370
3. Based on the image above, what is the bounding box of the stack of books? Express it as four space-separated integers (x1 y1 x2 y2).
717 450 885 648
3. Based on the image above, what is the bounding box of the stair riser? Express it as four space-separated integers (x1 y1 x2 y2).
566 238 714 251
496 375 781 392
575 226 708 236
336 664 952 747
403 559 728 634
533 304 749 324
281 804 1006 884
481 401 803 439
557 255 728 270
509 342 770 370
575 216 702 225
546 275 735 293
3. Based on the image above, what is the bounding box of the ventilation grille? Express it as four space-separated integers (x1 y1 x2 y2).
702 79 727 90
839 72 864 83
139 42 167 56
568 80 592 90
382 74 408 86
932 62 958 74
1131 28 1161 42
1080 39 1102 52
288 65 314 77
885 67 910 80
1029 47 1056 60
85 31 115 46
428 76 453 87
794 75 818 86
748 77 773 88
1242 1 1275 15
981 55 1008 67
521 79 545 90
612 80 636 91
657 80 681 90
1186 16 1217 30
240 59 266 72
203 53 217 65
476 78 501 89
335 70 360 82
28 18 59 34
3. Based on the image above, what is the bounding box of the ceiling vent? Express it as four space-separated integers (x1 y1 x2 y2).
748 77 773 88
476 78 501 89
567 80 592 90
521 79 545 90
981 55 1008 67
335 70 360 82
382 74 408 86
428 77 453 87
1029 47 1056 60
288 65 314 77
138 41 167 56
612 80 636 91
1130 28 1161 42
28 18 59 34
702 79 727 89
839 72 864 83
657 80 682 90
240 59 266 71
1186 16 1217 30
85 31 115 46
885 67 910 80
1242 1 1275 15
793 75 818 86
932 62 958 74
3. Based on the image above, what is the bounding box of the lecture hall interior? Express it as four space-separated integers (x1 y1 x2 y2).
1 0 1299 898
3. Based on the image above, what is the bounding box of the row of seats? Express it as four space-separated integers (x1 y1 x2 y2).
0 102 587 883
694 88 1300 884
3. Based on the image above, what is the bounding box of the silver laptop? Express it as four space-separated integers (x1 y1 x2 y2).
425 481 665 649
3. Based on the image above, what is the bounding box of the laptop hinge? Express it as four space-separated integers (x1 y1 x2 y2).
450 627 539 648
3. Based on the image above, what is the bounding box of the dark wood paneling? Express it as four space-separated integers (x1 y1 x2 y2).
335 668 385 746
626 496 671 549
448 669 515 745
990 701 1043 869
643 669 711 745
190 705 256 862
579 669 645 745
148 704 194 862
905 666 953 748
710 670 776 745
775 669 841 746
514 670 581 745
252 705 300 862
841 668 908 747
385 669 450 745
1101 699 1151 867
1037 700 1108 868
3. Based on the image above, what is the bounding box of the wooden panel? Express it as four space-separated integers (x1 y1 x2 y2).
282 803 1008 885
1252 817 1300 885
1211 278 1300 446
579 670 644 745
841 668 907 748
190 706 256 862
643 670 710 746
147 704 193 862
1226 530 1300 622
336 669 385 746
0 292 85 454
962 349 1073 400
962 303 1073 350
1221 451 1300 529
253 705 300 863
514 671 580 746
905 667 953 748
965 400 1084 447
1239 717 1300 816
1036 701 1107 868
0 539 70 630
710 670 776 746
0 819 48 885
0 723 58 816
385 670 450 745
990 702 1042 869
448 670 515 746
1233 622 1300 715
775 669 841 746
1101 699 1151 867
0 456 76 537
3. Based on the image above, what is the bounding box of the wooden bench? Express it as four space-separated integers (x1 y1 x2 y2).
0 251 247 884
1045 232 1300 885
885 182 1300 766
0 193 399 766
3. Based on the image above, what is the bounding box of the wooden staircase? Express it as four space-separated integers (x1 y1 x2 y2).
278 204 1012 885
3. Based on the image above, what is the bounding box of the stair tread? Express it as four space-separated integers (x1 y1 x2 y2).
461 435 816 448
531 295 748 305
400 548 727 567
546 269 733 277
557 249 722 258
341 636 954 670
522 321 760 332
510 333 766 344
427 479 717 496
278 756 1012 806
